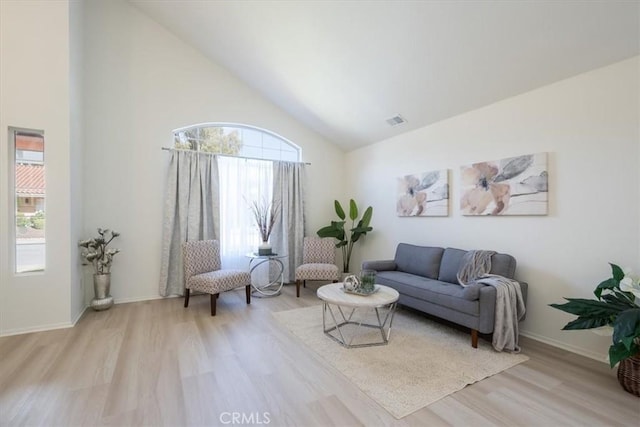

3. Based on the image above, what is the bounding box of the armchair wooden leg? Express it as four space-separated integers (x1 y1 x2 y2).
184 288 190 307
211 294 218 316
245 285 251 304
471 329 478 348
296 280 301 298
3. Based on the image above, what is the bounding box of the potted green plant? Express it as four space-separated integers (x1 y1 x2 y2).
550 263 640 396
79 228 120 311
317 199 373 273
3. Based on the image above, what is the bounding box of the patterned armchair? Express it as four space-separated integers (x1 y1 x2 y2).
182 240 251 316
295 236 339 297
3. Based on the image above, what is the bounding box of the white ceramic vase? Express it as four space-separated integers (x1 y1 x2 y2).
258 241 272 256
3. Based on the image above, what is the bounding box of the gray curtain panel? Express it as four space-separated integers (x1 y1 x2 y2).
159 151 220 296
271 161 306 283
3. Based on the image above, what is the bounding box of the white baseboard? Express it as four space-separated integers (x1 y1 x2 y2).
72 305 88 325
1 307 88 337
520 330 608 364
0 321 75 337
0 296 170 337
113 294 176 304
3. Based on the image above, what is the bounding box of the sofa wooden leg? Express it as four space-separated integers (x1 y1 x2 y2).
246 285 251 304
211 294 218 316
303 280 306 288
471 329 478 348
184 288 190 308
296 280 301 298
332 280 338 283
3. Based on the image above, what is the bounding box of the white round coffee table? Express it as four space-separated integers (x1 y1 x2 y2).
317 282 399 348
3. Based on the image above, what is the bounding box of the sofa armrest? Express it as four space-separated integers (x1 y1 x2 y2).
361 259 396 272
461 284 484 300
468 279 528 334
463 280 528 302
519 281 528 304
519 281 528 321
478 285 497 333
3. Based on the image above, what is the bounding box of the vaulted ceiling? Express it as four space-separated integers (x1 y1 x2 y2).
130 1 640 151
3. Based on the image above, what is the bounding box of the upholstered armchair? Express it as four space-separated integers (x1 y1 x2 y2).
295 236 339 297
182 240 251 316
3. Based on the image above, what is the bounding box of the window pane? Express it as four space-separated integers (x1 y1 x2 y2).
261 148 282 161
262 133 281 151
240 145 262 159
14 129 45 273
173 124 300 161
280 150 299 162
240 128 262 149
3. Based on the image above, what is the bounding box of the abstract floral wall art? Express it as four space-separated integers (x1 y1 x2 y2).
397 170 449 217
460 152 548 216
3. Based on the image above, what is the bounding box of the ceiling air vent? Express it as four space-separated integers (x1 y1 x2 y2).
386 114 407 127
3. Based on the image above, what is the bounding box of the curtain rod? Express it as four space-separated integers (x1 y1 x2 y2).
161 147 310 165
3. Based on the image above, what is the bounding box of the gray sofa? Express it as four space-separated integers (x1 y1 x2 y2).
362 243 527 348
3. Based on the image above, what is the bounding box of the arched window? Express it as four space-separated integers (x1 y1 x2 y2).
168 123 303 274
173 123 301 162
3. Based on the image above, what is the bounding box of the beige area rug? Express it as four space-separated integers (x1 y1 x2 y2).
273 305 529 419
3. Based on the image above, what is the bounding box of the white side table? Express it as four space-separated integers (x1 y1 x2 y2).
246 253 287 297
317 282 399 348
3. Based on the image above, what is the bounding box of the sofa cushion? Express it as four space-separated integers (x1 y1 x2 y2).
438 248 517 283
394 244 444 279
361 259 397 272
376 271 479 315
489 253 517 279
438 248 468 284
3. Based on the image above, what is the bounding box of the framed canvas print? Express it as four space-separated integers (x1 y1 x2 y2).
397 169 449 217
460 152 548 216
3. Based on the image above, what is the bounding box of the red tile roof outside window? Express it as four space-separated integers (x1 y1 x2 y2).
16 134 44 151
16 164 45 196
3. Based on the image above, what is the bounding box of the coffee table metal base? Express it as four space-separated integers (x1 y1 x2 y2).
322 301 397 348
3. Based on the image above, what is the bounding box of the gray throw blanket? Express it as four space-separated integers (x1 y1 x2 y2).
457 250 526 353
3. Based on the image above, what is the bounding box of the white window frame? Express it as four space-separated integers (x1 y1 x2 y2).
9 126 46 275
172 122 302 162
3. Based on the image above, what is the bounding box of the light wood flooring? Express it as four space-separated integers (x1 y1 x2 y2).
1 284 638 426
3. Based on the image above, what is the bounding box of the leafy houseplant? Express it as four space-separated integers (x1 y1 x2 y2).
550 263 640 371
317 199 373 273
79 228 120 311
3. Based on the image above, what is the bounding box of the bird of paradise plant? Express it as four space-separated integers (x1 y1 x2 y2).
317 199 373 273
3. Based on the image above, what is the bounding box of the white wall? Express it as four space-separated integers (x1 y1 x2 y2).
346 57 639 361
69 0 85 322
0 0 74 334
82 0 345 303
